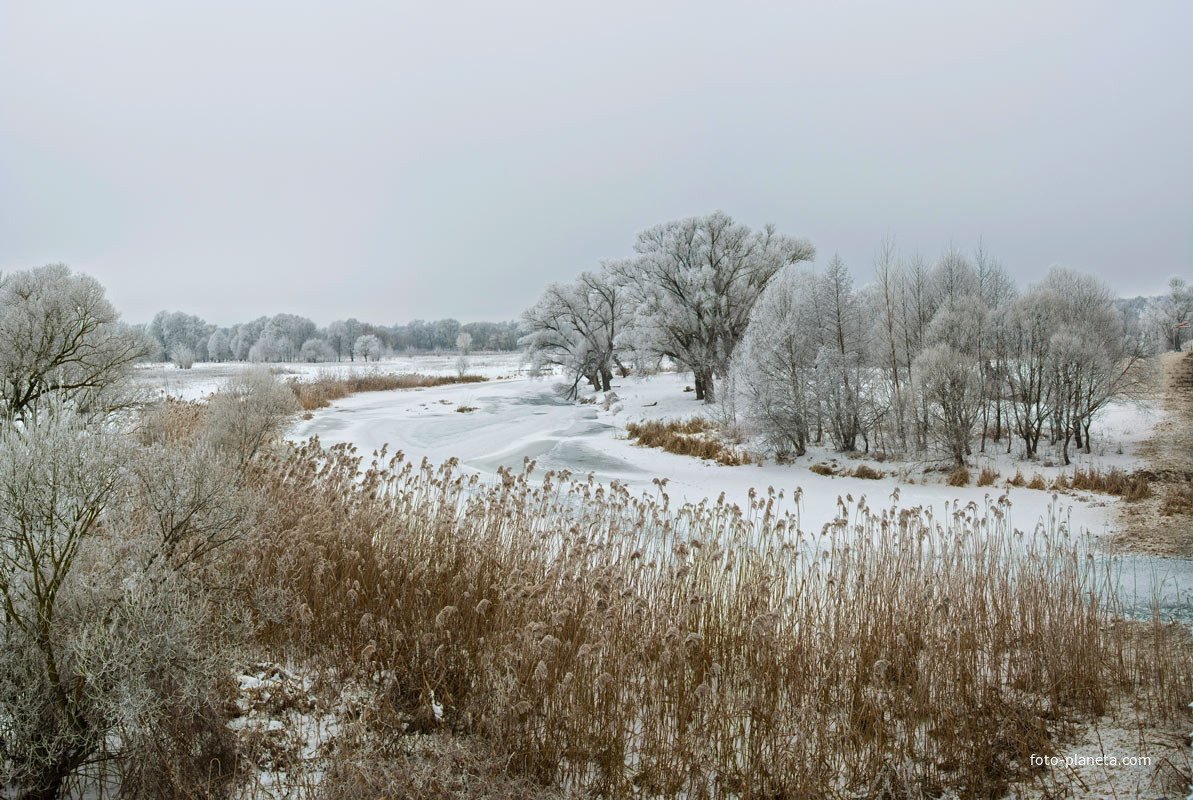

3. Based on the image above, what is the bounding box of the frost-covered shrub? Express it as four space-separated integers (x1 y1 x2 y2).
204 369 301 468
0 410 241 799
172 345 195 369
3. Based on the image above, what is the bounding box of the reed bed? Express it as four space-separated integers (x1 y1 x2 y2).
288 371 487 411
232 441 1193 798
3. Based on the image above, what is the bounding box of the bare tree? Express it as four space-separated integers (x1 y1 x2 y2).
520 267 627 397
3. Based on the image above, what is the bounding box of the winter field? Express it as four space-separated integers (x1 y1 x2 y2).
125 352 1193 797
136 354 1192 623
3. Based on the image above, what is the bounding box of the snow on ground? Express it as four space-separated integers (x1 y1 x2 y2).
132 352 527 402
289 368 1116 539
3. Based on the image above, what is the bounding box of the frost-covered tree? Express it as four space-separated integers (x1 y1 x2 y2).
814 254 870 451
353 333 382 362
248 325 289 362
207 329 231 362
328 319 363 361
732 267 821 457
0 264 149 423
300 337 336 362
521 267 628 397
613 212 814 403
1039 267 1146 463
1141 276 1193 352
914 344 981 467
147 310 214 362
456 331 472 354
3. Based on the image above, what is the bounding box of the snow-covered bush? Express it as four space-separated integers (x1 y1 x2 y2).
0 409 242 798
204 368 301 468
171 345 195 369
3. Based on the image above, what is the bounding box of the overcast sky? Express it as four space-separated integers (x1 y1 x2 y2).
1 1 1189 327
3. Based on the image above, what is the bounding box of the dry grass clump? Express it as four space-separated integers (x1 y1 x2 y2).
809 463 835 476
319 736 565 800
625 418 748 466
137 397 209 445
946 466 970 486
1160 481 1193 516
235 444 1193 799
1067 467 1152 501
289 372 487 411
1026 473 1047 490
850 464 883 479
455 405 478 413
976 467 999 487
1008 470 1026 487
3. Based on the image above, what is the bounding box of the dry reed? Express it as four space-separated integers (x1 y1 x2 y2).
624 418 749 466
232 443 1193 799
288 372 487 411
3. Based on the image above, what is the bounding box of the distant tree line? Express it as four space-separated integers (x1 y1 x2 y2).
522 212 1188 466
142 312 520 366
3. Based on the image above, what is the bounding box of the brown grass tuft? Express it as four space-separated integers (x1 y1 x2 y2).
851 464 883 480
624 418 748 466
1026 473 1047 490
1160 482 1193 516
976 467 999 487
809 463 835 476
1068 467 1152 501
946 466 970 486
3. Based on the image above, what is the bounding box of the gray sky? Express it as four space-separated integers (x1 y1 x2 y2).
1 1 1189 327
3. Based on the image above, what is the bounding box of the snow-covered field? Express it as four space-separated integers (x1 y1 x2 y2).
132 352 527 402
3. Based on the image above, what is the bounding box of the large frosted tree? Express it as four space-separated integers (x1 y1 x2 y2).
614 212 814 403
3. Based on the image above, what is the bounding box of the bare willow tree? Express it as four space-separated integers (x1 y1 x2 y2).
520 267 628 398
0 264 149 422
614 212 815 403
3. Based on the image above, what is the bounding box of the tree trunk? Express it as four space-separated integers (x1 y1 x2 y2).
600 367 612 392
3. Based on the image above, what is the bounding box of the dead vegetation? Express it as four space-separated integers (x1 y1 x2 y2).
946 466 970 486
1116 351 1193 555
288 372 487 411
224 443 1193 799
624 418 750 466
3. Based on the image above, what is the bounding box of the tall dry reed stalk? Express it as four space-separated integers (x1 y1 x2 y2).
236 442 1192 798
